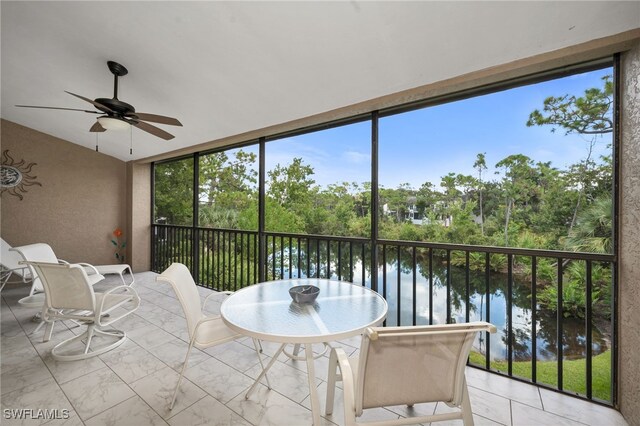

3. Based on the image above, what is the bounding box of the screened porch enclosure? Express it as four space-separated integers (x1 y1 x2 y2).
151 59 619 408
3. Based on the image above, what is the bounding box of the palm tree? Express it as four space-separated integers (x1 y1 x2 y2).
563 196 612 254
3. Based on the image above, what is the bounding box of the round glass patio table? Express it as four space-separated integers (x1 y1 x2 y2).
221 278 387 425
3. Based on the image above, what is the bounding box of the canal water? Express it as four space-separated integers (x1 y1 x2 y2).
375 260 609 362
278 251 609 363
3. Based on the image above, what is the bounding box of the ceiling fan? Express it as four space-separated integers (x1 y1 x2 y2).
16 61 182 140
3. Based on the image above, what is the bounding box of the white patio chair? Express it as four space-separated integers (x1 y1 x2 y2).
10 243 106 337
10 243 105 304
23 261 140 361
1 237 32 292
157 262 271 410
326 321 497 426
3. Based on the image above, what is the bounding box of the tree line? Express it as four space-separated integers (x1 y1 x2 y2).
155 75 613 255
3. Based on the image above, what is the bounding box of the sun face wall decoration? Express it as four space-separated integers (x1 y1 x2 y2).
1 150 42 200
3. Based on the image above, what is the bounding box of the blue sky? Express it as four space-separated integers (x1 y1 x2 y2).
246 67 612 190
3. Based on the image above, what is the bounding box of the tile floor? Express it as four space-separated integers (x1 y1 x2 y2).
0 271 629 426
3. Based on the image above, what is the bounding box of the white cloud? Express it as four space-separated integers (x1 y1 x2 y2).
342 150 370 164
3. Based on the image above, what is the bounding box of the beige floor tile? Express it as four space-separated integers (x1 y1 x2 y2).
129 366 206 420
61 366 135 421
205 340 264 372
0 376 74 426
114 313 153 333
43 351 107 385
1 333 38 365
434 387 512 426
539 388 627 426
127 324 176 351
466 367 542 410
41 409 84 426
148 337 211 371
227 383 334 426
1 355 52 395
167 395 251 426
184 357 255 404
84 395 168 426
100 343 167 383
244 357 313 404
511 401 585 426
432 413 506 426
301 380 401 426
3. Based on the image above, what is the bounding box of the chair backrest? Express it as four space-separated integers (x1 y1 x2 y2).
355 322 496 416
156 263 203 339
1 237 27 277
10 243 59 292
25 261 96 311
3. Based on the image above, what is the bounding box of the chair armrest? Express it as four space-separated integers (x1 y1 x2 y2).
334 348 357 420
57 259 70 265
1 266 30 291
96 285 140 325
1 266 28 276
190 314 239 346
202 290 234 312
76 262 100 276
194 314 222 329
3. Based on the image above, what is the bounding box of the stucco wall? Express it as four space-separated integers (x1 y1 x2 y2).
0 119 127 265
126 161 151 272
619 41 640 425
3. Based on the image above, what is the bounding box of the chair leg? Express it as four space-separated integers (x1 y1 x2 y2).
325 348 339 415
43 320 54 342
461 377 474 426
252 339 271 389
83 324 96 354
39 307 54 342
0 272 10 292
125 265 135 286
170 339 196 410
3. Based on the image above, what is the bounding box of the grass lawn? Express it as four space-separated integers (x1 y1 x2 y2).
468 350 612 402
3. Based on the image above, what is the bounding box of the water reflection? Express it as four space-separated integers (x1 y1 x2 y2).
380 260 608 361
271 246 609 362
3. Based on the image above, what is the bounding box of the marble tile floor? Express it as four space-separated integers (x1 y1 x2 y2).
0 272 628 426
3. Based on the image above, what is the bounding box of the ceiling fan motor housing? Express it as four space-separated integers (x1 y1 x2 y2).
95 98 136 116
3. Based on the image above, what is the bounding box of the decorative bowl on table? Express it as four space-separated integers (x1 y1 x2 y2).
289 285 320 304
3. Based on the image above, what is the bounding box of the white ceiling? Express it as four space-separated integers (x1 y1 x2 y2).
1 1 639 161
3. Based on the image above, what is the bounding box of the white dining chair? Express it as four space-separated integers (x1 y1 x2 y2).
326 321 496 426
157 262 271 409
24 261 140 360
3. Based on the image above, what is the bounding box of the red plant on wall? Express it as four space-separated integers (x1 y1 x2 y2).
111 228 126 263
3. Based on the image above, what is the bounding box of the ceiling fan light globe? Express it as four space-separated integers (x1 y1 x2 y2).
97 117 130 131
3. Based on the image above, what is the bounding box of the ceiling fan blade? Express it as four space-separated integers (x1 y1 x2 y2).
127 112 182 127
15 104 100 113
64 91 113 113
132 120 175 140
89 121 106 132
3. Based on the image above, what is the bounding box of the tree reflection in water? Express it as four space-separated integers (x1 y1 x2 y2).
370 249 608 362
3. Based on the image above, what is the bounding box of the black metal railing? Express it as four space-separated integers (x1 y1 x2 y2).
151 223 616 406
